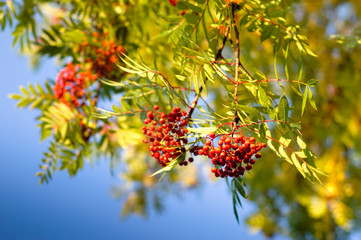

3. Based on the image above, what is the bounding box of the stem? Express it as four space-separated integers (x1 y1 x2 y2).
239 78 311 86
216 25 230 59
210 61 236 84
232 5 253 81
232 4 241 131
187 20 231 119
216 119 289 129
211 60 237 65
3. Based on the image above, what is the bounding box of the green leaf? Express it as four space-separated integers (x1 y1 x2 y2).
260 25 273 42
301 87 308 115
307 79 318 87
240 14 252 27
177 1 203 14
267 139 281 157
112 105 122 113
291 153 306 178
290 122 301 130
308 88 317 111
6 0 15 16
234 177 247 198
20 86 29 96
8 93 22 100
151 154 185 177
184 13 198 25
284 41 290 80
279 136 292 147
234 104 263 121
297 51 303 83
63 29 85 43
28 83 36 95
247 19 261 32
297 136 307 149
279 146 292 165
258 86 268 107
278 95 289 121
274 54 278 80
232 192 240 223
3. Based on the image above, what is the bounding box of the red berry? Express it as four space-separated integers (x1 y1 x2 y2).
215 147 222 154
147 111 154 118
153 105 159 110
203 145 210 151
209 132 216 138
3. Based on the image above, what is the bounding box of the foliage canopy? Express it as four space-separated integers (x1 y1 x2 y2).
3 0 361 239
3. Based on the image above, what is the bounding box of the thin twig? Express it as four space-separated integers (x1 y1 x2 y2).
232 4 241 132
187 21 231 119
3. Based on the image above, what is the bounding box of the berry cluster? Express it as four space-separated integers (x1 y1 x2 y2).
198 133 266 178
142 106 190 167
79 32 125 79
53 63 97 107
168 0 179 6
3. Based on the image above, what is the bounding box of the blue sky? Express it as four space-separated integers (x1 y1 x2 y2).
0 29 277 240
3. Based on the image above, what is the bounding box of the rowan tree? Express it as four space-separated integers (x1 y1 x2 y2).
4 0 359 238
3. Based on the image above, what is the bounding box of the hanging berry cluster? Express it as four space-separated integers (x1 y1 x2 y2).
53 62 97 107
142 106 191 167
79 32 125 79
54 32 126 107
197 133 266 178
